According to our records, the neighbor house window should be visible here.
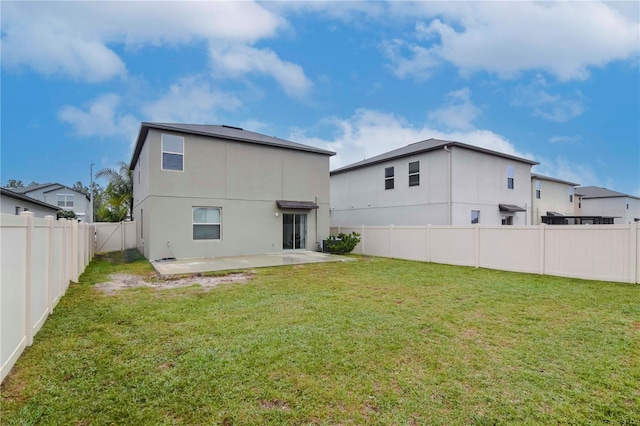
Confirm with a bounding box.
[15,206,20,215]
[569,187,574,203]
[502,215,513,225]
[162,134,184,171]
[57,194,74,208]
[471,210,480,224]
[535,181,541,199]
[193,207,221,240]
[507,166,514,189]
[408,161,420,187]
[385,166,394,190]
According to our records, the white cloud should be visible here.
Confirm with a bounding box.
[533,157,600,187]
[387,2,640,81]
[1,2,283,82]
[141,76,242,123]
[512,76,586,122]
[427,87,481,130]
[290,108,533,170]
[58,94,138,139]
[209,44,313,98]
[549,135,582,144]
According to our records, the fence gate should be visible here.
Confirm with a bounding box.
[95,221,137,253]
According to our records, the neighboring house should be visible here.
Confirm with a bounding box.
[576,186,640,224]
[530,174,579,225]
[129,123,335,261]
[1,187,60,218]
[12,183,91,222]
[330,139,538,226]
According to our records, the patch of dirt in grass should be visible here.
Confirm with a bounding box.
[260,399,290,411]
[632,321,640,331]
[94,272,253,293]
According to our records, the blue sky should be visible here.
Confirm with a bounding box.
[2,1,639,195]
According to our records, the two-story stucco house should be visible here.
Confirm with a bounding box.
[530,174,579,224]
[330,139,538,227]
[12,183,91,222]
[576,186,640,224]
[129,123,335,261]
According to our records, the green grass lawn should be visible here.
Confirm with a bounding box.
[2,252,639,425]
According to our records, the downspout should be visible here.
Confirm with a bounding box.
[444,146,452,225]
[315,195,319,251]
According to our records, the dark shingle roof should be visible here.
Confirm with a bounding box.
[330,138,538,175]
[575,186,640,200]
[11,182,58,194]
[10,183,89,200]
[130,123,335,169]
[531,173,579,186]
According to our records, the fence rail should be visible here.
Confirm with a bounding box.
[1,212,95,382]
[331,224,640,284]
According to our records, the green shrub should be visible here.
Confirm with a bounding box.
[326,232,361,254]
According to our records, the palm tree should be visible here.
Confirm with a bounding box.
[96,161,133,221]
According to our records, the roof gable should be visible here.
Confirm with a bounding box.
[330,138,538,175]
[576,186,639,200]
[130,122,335,169]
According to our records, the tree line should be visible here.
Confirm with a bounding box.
[4,162,133,222]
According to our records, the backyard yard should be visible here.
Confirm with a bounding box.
[1,251,639,425]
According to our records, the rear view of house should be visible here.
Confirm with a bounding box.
[330,139,538,227]
[130,123,335,261]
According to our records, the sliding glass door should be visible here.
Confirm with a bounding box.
[283,214,307,250]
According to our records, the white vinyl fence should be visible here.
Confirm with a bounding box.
[95,221,137,253]
[331,224,640,284]
[1,212,96,382]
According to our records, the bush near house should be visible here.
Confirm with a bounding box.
[326,232,361,254]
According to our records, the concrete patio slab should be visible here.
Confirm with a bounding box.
[151,251,354,276]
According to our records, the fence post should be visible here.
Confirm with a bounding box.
[71,220,79,282]
[427,225,432,263]
[20,211,34,346]
[45,215,55,315]
[629,223,637,284]
[120,221,125,251]
[538,223,546,275]
[361,225,365,255]
[59,218,67,292]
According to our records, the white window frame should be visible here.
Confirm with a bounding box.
[385,166,395,190]
[507,165,514,189]
[193,207,221,241]
[408,161,420,187]
[57,194,74,208]
[161,134,184,172]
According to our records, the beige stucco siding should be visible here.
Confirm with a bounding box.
[132,129,331,260]
[530,178,576,224]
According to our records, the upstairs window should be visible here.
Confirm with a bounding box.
[162,134,184,171]
[408,161,420,187]
[569,187,574,203]
[471,210,480,224]
[507,165,514,189]
[193,207,221,240]
[57,194,74,208]
[385,166,395,190]
[535,181,541,199]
